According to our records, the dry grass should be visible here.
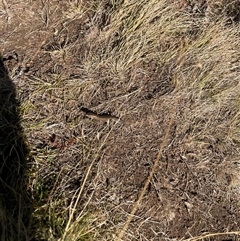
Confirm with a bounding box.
[1,0,240,240]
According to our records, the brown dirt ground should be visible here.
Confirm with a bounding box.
[1,0,240,241]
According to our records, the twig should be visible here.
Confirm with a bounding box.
[116,97,179,241]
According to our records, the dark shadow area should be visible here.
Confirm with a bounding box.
[0,55,33,240]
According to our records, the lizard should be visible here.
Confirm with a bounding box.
[85,112,119,121]
[80,107,119,122]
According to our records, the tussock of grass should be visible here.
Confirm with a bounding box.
[1,0,240,240]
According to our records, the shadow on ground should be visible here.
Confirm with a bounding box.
[0,56,33,240]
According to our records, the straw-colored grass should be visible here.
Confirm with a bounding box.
[1,0,240,240]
